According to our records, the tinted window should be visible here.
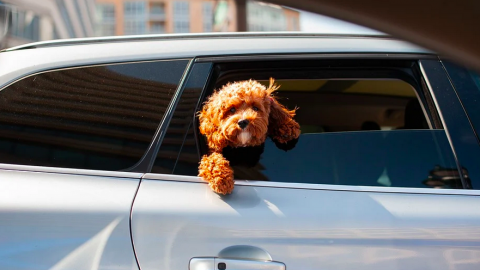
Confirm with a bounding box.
[152,63,212,174]
[229,131,459,189]
[0,60,188,171]
[443,61,480,141]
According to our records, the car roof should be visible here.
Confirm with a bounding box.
[0,32,432,89]
[3,32,393,51]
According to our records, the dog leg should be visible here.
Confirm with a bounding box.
[198,152,234,195]
[270,119,300,144]
[267,94,300,144]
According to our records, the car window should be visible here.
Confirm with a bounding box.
[155,60,463,189]
[152,63,212,174]
[443,61,480,142]
[0,60,188,171]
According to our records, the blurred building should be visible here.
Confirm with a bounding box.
[95,0,234,35]
[94,0,300,36]
[247,1,298,31]
[0,0,95,48]
[0,0,299,48]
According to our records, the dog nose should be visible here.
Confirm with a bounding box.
[238,119,249,129]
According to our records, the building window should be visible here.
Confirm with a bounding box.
[73,0,88,36]
[150,3,165,16]
[291,17,299,31]
[10,10,40,41]
[150,22,165,34]
[124,1,147,35]
[173,1,189,33]
[202,2,213,32]
[100,4,115,23]
[124,1,146,18]
[149,2,165,22]
[56,0,76,38]
[95,4,116,36]
[247,1,288,32]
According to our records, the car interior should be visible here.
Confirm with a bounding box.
[254,78,429,132]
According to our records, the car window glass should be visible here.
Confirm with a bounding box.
[443,61,480,140]
[0,60,188,171]
[232,131,458,188]
[152,63,212,174]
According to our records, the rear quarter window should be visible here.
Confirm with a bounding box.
[443,61,480,141]
[0,60,188,171]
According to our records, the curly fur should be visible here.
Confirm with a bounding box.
[198,152,234,195]
[198,78,300,194]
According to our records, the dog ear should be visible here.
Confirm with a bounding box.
[198,98,228,152]
[267,78,301,144]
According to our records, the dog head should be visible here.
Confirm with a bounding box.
[199,78,300,152]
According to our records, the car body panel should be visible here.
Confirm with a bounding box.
[0,168,140,270]
[132,177,480,270]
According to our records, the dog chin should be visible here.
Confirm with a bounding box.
[238,131,251,146]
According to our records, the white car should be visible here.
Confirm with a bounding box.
[1,33,480,270]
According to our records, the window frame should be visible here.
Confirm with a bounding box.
[173,1,190,33]
[124,1,147,35]
[194,57,441,159]
[154,54,477,190]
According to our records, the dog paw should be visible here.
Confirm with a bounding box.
[274,137,299,151]
[271,120,300,144]
[199,152,234,195]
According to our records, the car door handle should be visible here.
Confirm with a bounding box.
[190,257,286,270]
[190,245,285,270]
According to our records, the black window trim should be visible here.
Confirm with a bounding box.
[195,53,438,63]
[193,57,444,160]
[194,53,443,134]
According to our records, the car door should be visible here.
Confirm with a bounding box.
[0,58,190,270]
[131,57,480,270]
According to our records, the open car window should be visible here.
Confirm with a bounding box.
[154,59,464,189]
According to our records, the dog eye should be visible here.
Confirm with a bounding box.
[252,106,259,111]
[229,107,236,113]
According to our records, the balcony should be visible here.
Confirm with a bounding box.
[149,6,166,21]
[150,22,166,34]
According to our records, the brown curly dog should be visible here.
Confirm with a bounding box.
[198,78,300,195]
